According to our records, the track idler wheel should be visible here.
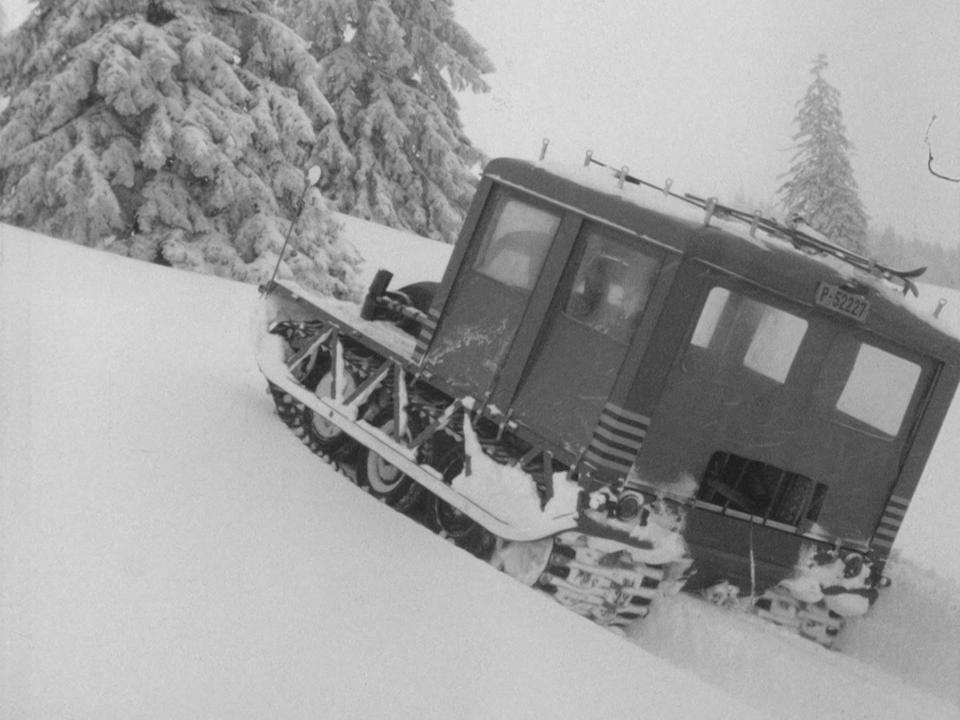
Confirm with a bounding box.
[357,415,426,514]
[278,358,361,463]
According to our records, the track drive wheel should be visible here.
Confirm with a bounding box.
[357,414,426,514]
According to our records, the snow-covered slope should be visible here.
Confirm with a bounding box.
[341,214,960,715]
[1,225,958,719]
[0,229,765,719]
[335,212,452,287]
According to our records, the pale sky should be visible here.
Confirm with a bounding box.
[455,0,960,249]
[3,0,960,247]
[0,0,28,28]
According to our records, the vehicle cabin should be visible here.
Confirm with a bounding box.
[415,157,960,591]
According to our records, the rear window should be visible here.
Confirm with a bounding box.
[691,287,808,383]
[472,193,561,291]
[836,344,920,436]
[743,305,808,383]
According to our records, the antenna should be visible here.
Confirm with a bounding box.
[266,165,323,290]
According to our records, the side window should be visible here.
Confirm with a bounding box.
[690,286,807,383]
[472,192,561,291]
[691,287,731,348]
[836,344,920,436]
[564,227,661,343]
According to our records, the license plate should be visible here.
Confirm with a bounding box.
[814,282,870,322]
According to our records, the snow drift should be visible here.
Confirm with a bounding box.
[1,224,959,719]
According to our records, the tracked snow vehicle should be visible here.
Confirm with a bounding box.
[255,153,960,645]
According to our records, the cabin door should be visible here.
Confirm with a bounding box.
[501,222,667,450]
[423,188,565,399]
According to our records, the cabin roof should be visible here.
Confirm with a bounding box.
[484,157,960,361]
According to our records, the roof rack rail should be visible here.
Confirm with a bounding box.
[582,152,925,296]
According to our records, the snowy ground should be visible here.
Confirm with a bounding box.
[1,225,959,719]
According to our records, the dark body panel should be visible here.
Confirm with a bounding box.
[420,157,960,586]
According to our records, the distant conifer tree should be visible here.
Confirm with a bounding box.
[0,0,362,298]
[778,54,869,253]
[278,0,494,242]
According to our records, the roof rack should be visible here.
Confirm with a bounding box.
[581,151,925,296]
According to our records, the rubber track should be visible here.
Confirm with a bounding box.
[266,381,664,631]
[269,377,850,646]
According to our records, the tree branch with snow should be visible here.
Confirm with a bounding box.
[0,0,362,299]
[924,115,960,184]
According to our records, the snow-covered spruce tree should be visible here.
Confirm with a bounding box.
[0,7,8,111]
[277,0,493,242]
[778,54,869,253]
[0,0,362,298]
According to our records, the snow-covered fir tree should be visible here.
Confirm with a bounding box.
[0,8,7,110]
[778,54,868,253]
[0,0,362,298]
[277,0,494,242]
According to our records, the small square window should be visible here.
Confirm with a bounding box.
[691,287,731,348]
[837,344,920,436]
[743,306,808,383]
[690,287,807,384]
[473,195,560,291]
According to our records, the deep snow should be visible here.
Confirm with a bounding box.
[1,224,959,719]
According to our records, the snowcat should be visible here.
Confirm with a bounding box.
[255,152,960,646]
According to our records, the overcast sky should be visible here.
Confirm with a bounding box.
[455,0,960,249]
[3,0,960,248]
